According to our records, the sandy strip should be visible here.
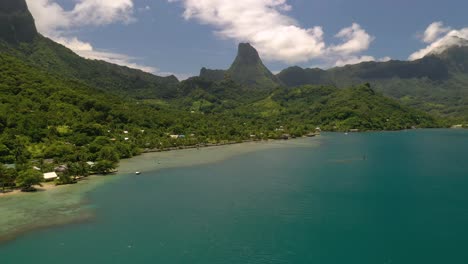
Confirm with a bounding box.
[0,182,58,197]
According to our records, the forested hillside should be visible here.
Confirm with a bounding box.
[0,0,444,191]
[277,45,468,121]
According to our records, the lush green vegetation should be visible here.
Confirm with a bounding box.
[0,50,440,192]
[0,0,445,193]
[277,46,468,122]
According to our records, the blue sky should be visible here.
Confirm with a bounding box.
[26,0,468,79]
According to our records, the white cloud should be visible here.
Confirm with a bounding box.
[26,0,70,36]
[170,0,325,63]
[334,56,375,67]
[27,0,134,37]
[334,56,391,67]
[421,22,451,43]
[71,0,134,26]
[410,23,468,60]
[169,0,383,67]
[329,23,374,55]
[25,0,175,76]
[380,56,391,62]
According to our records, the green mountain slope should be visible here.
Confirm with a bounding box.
[0,0,179,99]
[239,84,439,132]
[0,52,281,167]
[277,45,468,120]
[0,36,180,99]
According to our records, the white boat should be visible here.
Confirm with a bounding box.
[135,172,141,175]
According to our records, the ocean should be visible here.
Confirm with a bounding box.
[1,130,468,263]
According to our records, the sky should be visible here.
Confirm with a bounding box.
[25,0,468,79]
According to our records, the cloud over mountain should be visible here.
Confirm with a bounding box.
[170,0,379,66]
[410,22,468,60]
[25,0,162,74]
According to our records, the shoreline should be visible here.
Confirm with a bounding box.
[1,128,460,198]
[0,137,314,198]
[0,182,57,197]
[0,137,321,244]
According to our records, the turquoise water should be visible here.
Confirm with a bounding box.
[2,130,468,263]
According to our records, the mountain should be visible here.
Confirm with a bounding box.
[240,84,438,131]
[277,43,468,120]
[200,43,281,90]
[0,0,443,191]
[0,0,38,44]
[0,0,179,99]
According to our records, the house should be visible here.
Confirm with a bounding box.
[124,137,129,141]
[43,172,58,181]
[55,165,68,173]
[170,135,179,139]
[33,166,41,171]
[86,161,95,167]
[123,131,129,134]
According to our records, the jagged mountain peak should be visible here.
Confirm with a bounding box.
[227,43,280,89]
[233,43,262,65]
[199,43,280,89]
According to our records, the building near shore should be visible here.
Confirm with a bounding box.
[43,172,58,181]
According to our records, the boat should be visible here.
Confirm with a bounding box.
[135,172,141,175]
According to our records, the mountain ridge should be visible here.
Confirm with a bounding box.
[277,43,468,119]
[0,0,180,99]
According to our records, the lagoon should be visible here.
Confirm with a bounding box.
[1,130,468,263]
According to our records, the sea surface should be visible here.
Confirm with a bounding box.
[1,130,468,263]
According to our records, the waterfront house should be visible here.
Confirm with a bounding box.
[43,172,58,181]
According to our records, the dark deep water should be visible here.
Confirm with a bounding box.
[2,130,468,263]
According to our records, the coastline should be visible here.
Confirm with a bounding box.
[0,182,57,197]
[0,137,321,244]
[0,137,318,198]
